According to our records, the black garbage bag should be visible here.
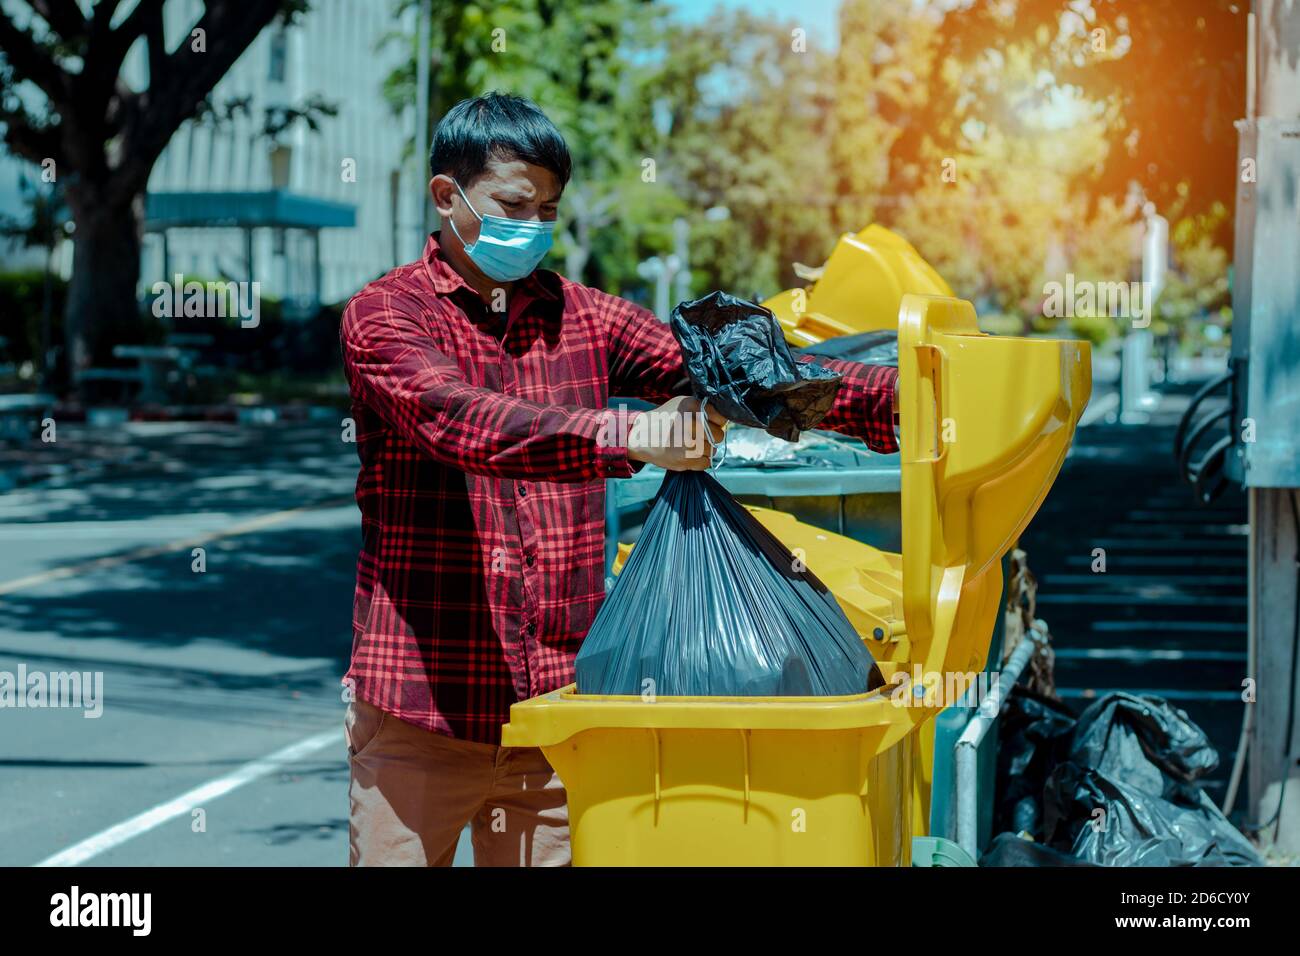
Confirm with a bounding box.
[1040,693,1262,867]
[992,687,1077,839]
[575,469,884,697]
[1070,691,1221,783]
[980,832,1099,867]
[670,291,842,442]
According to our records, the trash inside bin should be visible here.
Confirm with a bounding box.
[576,469,884,697]
[799,329,898,368]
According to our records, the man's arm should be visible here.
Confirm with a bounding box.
[602,292,691,404]
[341,292,637,482]
[601,289,900,454]
[799,356,900,455]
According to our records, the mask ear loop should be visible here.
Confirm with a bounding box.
[698,397,728,472]
[445,178,483,252]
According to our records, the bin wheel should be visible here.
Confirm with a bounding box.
[911,836,977,867]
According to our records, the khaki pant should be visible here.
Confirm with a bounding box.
[346,697,570,867]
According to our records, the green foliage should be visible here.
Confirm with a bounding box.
[1065,314,1118,348]
[0,269,67,366]
[374,0,1237,339]
[647,11,842,299]
[1156,196,1232,343]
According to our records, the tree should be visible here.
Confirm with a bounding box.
[822,0,1243,341]
[644,10,842,299]
[928,0,1246,238]
[0,0,308,386]
[891,30,1137,329]
[830,0,939,235]
[380,0,661,288]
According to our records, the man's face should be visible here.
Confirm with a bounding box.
[432,156,561,256]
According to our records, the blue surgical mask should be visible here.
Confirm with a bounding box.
[447,179,556,282]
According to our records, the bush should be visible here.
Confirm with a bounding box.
[0,269,67,368]
[0,268,346,397]
[165,292,344,377]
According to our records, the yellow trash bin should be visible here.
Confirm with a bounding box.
[764,225,953,347]
[502,294,1091,866]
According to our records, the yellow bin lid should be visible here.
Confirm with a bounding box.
[766,225,954,347]
[897,294,1090,681]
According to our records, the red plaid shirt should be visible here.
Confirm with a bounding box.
[340,233,899,743]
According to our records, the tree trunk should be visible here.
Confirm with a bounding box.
[63,187,143,387]
[564,214,592,284]
[565,235,590,283]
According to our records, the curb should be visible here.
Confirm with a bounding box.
[48,403,349,426]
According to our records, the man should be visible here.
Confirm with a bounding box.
[340,92,899,866]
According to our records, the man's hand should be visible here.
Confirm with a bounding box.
[627,395,728,471]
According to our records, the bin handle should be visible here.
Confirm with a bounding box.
[740,729,751,822]
[911,343,945,465]
[651,728,662,823]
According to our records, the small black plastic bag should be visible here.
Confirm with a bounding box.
[576,470,884,697]
[670,291,842,442]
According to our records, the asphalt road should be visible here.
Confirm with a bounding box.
[0,419,472,867]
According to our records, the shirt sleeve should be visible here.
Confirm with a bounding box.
[600,291,692,403]
[341,292,638,481]
[797,355,900,455]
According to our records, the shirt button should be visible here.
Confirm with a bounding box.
[525,554,536,568]
[523,622,535,636]
[518,483,527,498]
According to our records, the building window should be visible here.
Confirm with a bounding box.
[270,146,292,190]
[268,28,287,83]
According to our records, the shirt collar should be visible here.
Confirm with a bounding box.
[421,231,561,303]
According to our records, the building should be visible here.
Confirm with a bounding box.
[141,0,421,311]
[1,0,423,311]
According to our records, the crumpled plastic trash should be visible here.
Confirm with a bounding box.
[720,425,803,464]
[1042,693,1262,867]
[980,832,1099,867]
[798,329,899,368]
[992,689,1262,866]
[574,470,884,697]
[670,291,842,442]
[993,688,1077,838]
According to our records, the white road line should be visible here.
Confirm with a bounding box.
[34,728,341,867]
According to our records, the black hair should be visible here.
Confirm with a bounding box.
[429,92,572,189]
